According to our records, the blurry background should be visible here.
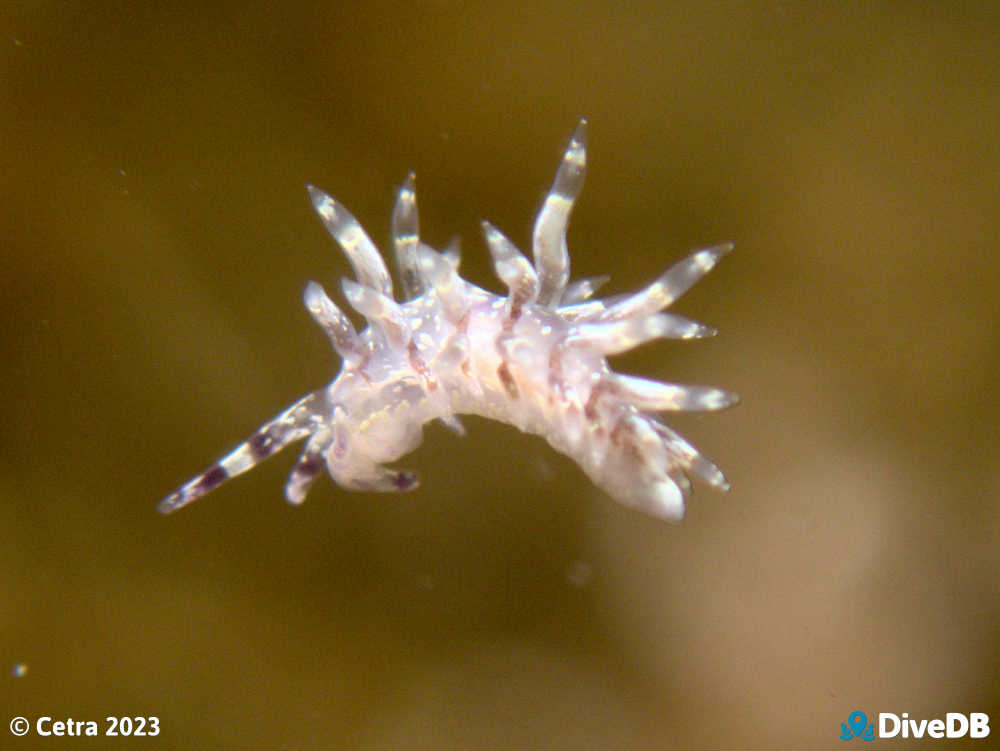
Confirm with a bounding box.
[3,2,998,748]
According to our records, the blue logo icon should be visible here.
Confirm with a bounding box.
[841,710,876,741]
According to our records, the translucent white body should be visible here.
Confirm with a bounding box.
[159,120,737,521]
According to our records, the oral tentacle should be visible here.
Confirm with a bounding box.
[285,429,331,505]
[158,391,325,514]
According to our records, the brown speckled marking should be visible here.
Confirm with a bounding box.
[547,339,568,400]
[497,362,519,399]
[584,380,610,421]
[408,340,437,391]
[506,294,528,326]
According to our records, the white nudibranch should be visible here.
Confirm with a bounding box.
[159,120,738,522]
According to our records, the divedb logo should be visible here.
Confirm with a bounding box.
[840,710,990,741]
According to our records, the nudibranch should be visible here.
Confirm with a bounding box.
[159,120,737,521]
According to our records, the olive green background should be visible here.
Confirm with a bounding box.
[3,2,998,749]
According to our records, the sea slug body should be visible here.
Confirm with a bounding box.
[159,120,738,522]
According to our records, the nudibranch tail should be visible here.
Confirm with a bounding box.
[159,119,738,522]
